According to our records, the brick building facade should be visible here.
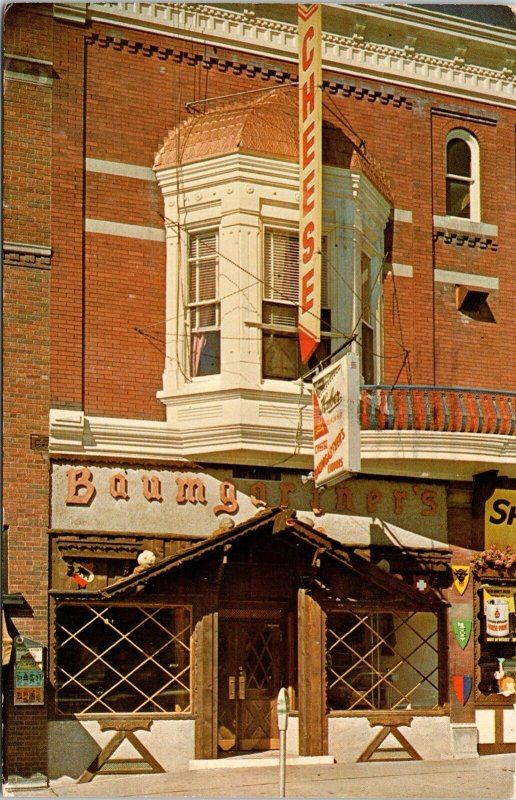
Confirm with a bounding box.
[3,2,515,790]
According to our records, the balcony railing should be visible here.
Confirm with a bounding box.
[360,386,516,436]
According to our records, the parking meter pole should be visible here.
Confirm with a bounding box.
[277,688,289,799]
[279,729,286,798]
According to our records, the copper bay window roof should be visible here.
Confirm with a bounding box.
[154,86,392,201]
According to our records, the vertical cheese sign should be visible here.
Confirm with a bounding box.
[298,4,322,363]
[312,353,361,488]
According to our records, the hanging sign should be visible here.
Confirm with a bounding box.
[298,3,322,363]
[14,635,44,706]
[483,586,515,641]
[312,353,361,488]
[453,675,472,706]
[452,565,471,595]
[452,619,472,650]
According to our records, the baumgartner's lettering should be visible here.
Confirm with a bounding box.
[64,468,439,519]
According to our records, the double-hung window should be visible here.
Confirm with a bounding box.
[262,229,330,380]
[188,230,220,377]
[445,130,480,221]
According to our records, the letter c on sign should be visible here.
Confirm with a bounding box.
[302,26,315,70]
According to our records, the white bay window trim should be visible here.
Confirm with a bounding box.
[154,154,390,464]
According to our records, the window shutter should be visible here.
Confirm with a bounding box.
[189,231,218,303]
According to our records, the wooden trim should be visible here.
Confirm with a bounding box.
[494,707,504,743]
[194,606,218,760]
[478,743,516,755]
[298,590,327,756]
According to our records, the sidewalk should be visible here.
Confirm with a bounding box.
[7,754,515,800]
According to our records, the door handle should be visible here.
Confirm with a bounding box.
[228,676,236,700]
[238,673,246,700]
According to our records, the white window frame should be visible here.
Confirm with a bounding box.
[445,129,480,223]
[261,225,331,381]
[187,228,221,378]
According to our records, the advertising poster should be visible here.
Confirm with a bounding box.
[312,353,361,488]
[14,636,44,706]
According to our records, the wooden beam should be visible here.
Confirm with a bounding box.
[194,605,218,760]
[298,589,327,756]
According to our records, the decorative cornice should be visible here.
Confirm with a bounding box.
[85,3,516,107]
[433,229,498,251]
[48,408,516,481]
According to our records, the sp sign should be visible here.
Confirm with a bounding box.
[485,489,516,549]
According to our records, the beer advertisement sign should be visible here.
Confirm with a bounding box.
[312,353,361,488]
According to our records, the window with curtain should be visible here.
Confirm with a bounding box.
[445,130,479,220]
[262,229,330,380]
[188,230,220,377]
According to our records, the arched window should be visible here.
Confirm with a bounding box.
[445,130,480,221]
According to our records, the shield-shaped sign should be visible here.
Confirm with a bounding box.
[452,565,471,595]
[453,675,473,705]
[452,619,472,650]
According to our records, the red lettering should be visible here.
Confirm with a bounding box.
[280,482,296,508]
[302,72,315,122]
[303,171,315,215]
[302,121,315,167]
[250,482,268,508]
[141,475,162,502]
[301,269,315,312]
[302,26,315,70]
[110,473,129,500]
[302,223,315,264]
[214,480,239,515]
[421,490,438,516]
[393,490,406,515]
[367,489,382,514]
[336,486,353,512]
[66,467,96,506]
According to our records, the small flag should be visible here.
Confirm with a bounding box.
[452,565,471,595]
[452,619,472,650]
[453,675,472,705]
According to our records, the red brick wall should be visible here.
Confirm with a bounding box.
[2,255,50,781]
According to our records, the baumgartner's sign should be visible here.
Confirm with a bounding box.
[298,3,322,363]
[312,353,361,488]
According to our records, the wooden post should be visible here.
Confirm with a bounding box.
[194,606,218,760]
[298,589,327,755]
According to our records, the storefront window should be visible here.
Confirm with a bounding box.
[55,603,191,715]
[326,611,439,711]
[477,584,516,696]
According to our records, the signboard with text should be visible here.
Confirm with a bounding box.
[14,636,44,706]
[298,3,322,362]
[485,489,516,549]
[312,353,361,488]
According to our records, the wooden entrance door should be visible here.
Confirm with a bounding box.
[218,619,282,752]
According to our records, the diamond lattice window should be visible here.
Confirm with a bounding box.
[55,603,191,715]
[326,611,439,711]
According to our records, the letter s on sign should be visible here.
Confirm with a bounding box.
[489,498,510,525]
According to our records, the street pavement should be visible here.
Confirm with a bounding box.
[7,753,516,800]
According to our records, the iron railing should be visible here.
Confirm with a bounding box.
[360,386,516,436]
